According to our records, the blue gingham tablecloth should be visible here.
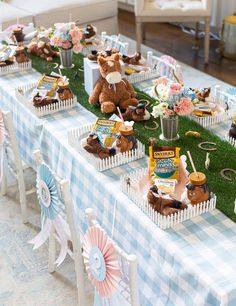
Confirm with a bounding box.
[1,70,236,306]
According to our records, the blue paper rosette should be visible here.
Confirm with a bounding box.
[36,163,61,220]
[30,163,69,267]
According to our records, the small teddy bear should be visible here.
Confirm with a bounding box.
[194,87,211,102]
[87,48,120,62]
[33,92,58,108]
[27,41,59,61]
[122,52,145,66]
[15,46,29,64]
[147,185,187,216]
[122,102,150,122]
[84,133,116,159]
[89,53,138,113]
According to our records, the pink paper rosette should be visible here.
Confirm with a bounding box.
[83,226,121,298]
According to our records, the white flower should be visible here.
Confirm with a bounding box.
[151,102,169,118]
[159,102,169,109]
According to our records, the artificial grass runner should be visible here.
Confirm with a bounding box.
[29,53,236,222]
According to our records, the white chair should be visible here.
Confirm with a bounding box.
[134,0,212,64]
[31,150,86,306]
[84,207,140,306]
[0,110,35,223]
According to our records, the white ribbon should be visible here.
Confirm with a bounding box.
[28,215,69,267]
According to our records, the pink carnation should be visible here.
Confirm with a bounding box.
[174,97,194,116]
[169,83,182,95]
[163,108,175,117]
[50,36,63,47]
[70,28,83,44]
[152,76,168,85]
[61,40,71,49]
[73,43,81,54]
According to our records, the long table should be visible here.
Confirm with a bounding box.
[1,69,236,306]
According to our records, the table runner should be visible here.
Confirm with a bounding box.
[1,70,236,306]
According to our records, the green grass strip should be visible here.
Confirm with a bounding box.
[29,53,236,222]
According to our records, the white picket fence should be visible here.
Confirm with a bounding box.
[0,60,32,76]
[191,85,236,127]
[81,32,129,56]
[226,135,236,147]
[81,33,181,84]
[126,51,181,84]
[15,82,77,117]
[120,168,216,230]
[68,124,145,172]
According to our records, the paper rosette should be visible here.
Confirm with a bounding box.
[83,226,121,298]
[29,163,69,266]
[36,163,60,220]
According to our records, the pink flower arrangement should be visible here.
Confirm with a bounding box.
[151,79,195,118]
[169,82,183,95]
[47,22,83,54]
[174,97,195,116]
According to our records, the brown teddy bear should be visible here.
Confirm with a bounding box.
[122,102,150,121]
[15,46,29,64]
[122,52,144,65]
[87,48,120,62]
[84,133,116,159]
[27,41,59,61]
[89,53,138,113]
[147,185,187,216]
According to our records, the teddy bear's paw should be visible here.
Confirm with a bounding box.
[101,102,116,113]
[88,96,98,105]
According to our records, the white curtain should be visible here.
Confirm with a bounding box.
[211,0,236,28]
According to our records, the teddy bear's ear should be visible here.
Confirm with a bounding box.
[113,53,120,61]
[97,56,106,66]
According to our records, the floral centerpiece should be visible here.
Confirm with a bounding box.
[151,76,195,140]
[45,22,83,68]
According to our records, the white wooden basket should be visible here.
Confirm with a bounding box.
[120,168,216,230]
[0,60,32,76]
[68,124,145,172]
[81,32,129,56]
[125,51,182,84]
[190,85,236,127]
[15,82,77,117]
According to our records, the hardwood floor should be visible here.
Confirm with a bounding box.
[118,9,236,86]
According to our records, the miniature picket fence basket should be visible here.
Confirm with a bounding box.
[190,85,236,128]
[125,51,182,84]
[81,32,129,56]
[68,123,145,172]
[15,82,77,117]
[226,135,236,148]
[0,60,32,76]
[120,168,217,230]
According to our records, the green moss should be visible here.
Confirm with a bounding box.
[29,53,236,222]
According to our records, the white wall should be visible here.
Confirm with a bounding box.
[211,0,236,28]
